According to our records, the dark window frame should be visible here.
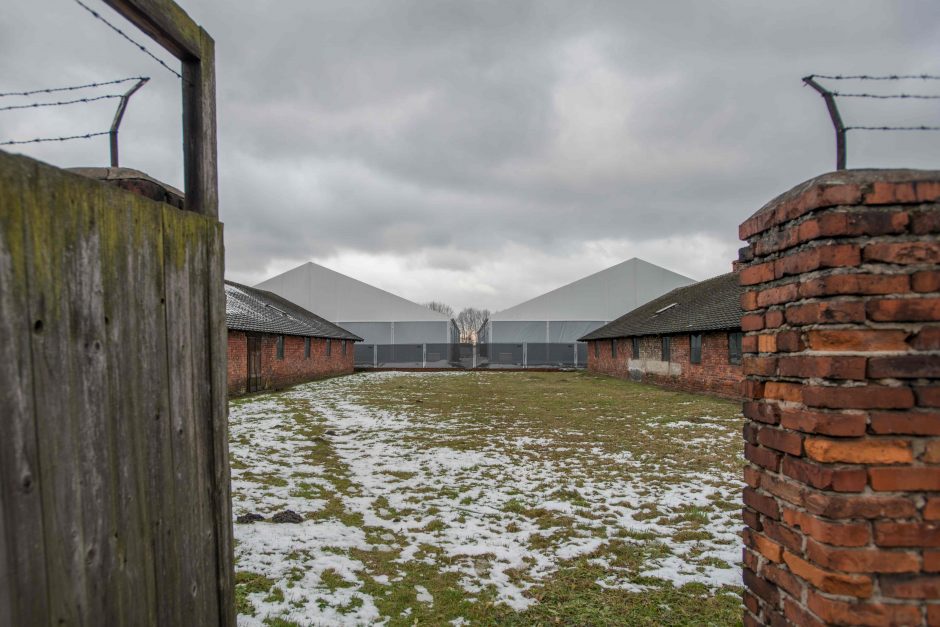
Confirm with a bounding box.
[611,338,617,358]
[342,339,347,355]
[661,336,671,361]
[326,338,332,356]
[594,340,599,359]
[631,337,640,359]
[690,333,703,364]
[728,332,743,365]
[304,336,311,359]
[276,335,285,360]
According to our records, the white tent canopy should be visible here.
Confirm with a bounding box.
[483,258,694,344]
[255,262,456,345]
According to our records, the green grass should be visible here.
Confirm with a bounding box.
[235,571,276,617]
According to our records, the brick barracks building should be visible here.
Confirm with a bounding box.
[225,281,361,396]
[580,272,744,399]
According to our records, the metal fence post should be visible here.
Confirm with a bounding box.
[803,76,847,170]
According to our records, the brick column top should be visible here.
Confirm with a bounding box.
[740,169,940,241]
[737,168,940,627]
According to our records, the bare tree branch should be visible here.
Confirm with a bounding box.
[423,301,455,319]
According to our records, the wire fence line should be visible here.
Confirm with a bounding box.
[0,131,112,147]
[0,72,151,156]
[844,125,940,132]
[803,72,940,168]
[0,93,124,112]
[0,76,148,98]
[71,0,183,80]
[805,74,940,81]
[0,1,177,153]
[831,92,940,100]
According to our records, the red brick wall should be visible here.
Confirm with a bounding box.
[228,331,248,394]
[226,330,355,396]
[586,330,743,399]
[737,170,940,626]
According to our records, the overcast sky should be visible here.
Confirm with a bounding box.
[2,1,938,311]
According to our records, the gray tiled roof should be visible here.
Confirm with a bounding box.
[579,272,742,341]
[225,281,362,341]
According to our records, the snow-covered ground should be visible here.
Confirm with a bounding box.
[230,371,743,626]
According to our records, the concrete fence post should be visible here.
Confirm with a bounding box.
[373,344,377,368]
[422,343,427,368]
[737,170,940,626]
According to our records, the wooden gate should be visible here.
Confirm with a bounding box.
[247,334,262,393]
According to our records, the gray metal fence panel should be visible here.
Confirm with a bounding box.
[354,342,587,369]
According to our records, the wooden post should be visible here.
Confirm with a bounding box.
[102,0,218,216]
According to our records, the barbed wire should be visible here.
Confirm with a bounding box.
[0,93,123,112]
[0,131,111,146]
[807,74,940,81]
[72,0,182,80]
[845,125,940,132]
[831,92,940,100]
[0,76,147,98]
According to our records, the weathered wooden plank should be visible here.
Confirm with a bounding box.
[0,152,49,627]
[0,485,10,627]
[182,29,218,217]
[162,206,218,624]
[187,213,222,625]
[22,161,109,624]
[101,0,202,60]
[98,187,165,626]
[207,221,235,625]
[65,173,121,626]
[145,206,182,627]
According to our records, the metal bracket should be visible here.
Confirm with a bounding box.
[803,76,847,170]
[109,77,149,167]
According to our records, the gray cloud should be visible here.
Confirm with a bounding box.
[3,0,938,310]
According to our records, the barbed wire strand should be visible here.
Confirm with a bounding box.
[807,74,940,81]
[0,94,123,112]
[846,125,940,132]
[72,0,182,80]
[0,131,111,146]
[832,92,940,100]
[0,76,147,98]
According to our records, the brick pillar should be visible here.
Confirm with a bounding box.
[738,170,940,626]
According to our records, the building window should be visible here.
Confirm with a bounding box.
[611,338,617,358]
[594,341,599,359]
[631,337,640,359]
[342,339,347,355]
[661,336,671,361]
[304,337,311,359]
[326,338,332,356]
[728,332,743,365]
[276,335,284,360]
[690,334,702,364]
